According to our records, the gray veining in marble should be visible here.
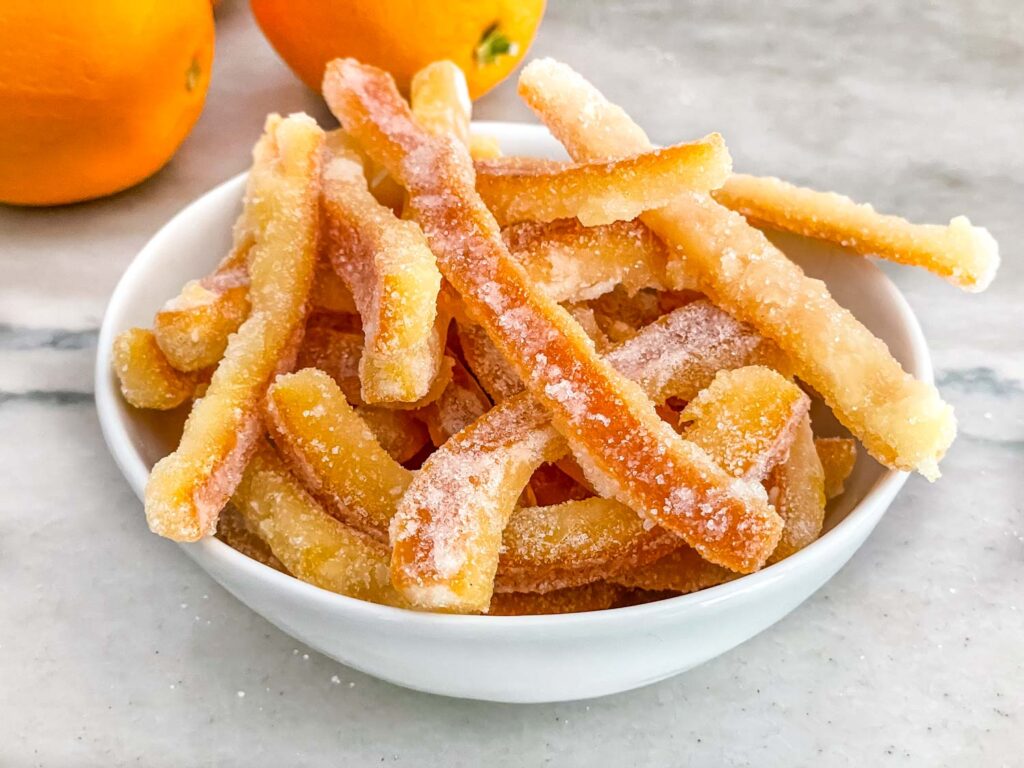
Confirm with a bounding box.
[1,1,1021,765]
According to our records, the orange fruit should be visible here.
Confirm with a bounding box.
[0,1,214,206]
[250,0,545,99]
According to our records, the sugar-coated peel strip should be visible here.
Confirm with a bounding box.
[502,218,666,302]
[395,302,788,607]
[815,437,858,500]
[356,406,430,464]
[297,319,452,410]
[713,174,999,292]
[233,442,407,607]
[321,138,444,404]
[487,581,622,616]
[474,136,732,226]
[410,60,472,146]
[112,328,202,410]
[144,114,323,541]
[418,356,491,447]
[497,497,679,594]
[152,225,253,372]
[610,544,735,594]
[502,364,806,594]
[264,368,412,541]
[296,320,364,404]
[310,261,358,314]
[518,58,956,480]
[324,59,780,573]
[766,416,826,562]
[392,396,568,611]
[215,502,287,574]
[455,321,523,402]
[679,366,809,480]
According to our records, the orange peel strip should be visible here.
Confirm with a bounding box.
[321,138,444,404]
[679,366,809,480]
[356,405,430,464]
[410,60,472,147]
[112,328,201,410]
[215,502,287,574]
[502,218,666,302]
[455,321,523,402]
[765,415,826,562]
[713,174,999,292]
[487,581,622,615]
[392,301,787,608]
[152,224,252,372]
[264,368,412,541]
[418,355,491,447]
[393,396,567,610]
[815,436,858,500]
[323,58,780,575]
[502,365,807,594]
[518,58,956,480]
[232,442,407,607]
[144,113,323,541]
[474,136,732,226]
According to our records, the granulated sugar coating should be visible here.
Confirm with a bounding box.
[519,58,958,481]
[144,113,323,542]
[324,58,782,573]
[502,218,667,303]
[153,239,251,372]
[264,368,412,541]
[113,328,202,410]
[232,442,407,607]
[391,397,566,613]
[320,135,444,405]
[475,136,732,227]
[714,174,1000,292]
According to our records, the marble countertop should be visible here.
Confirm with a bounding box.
[2,1,1020,764]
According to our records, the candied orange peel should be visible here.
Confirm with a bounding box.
[118,55,988,616]
[321,136,444,404]
[113,327,202,410]
[714,174,999,292]
[144,113,323,541]
[518,57,956,480]
[324,58,782,575]
[475,137,732,226]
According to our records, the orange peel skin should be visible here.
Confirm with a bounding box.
[518,58,956,481]
[233,442,407,607]
[714,174,999,292]
[455,321,523,402]
[487,581,622,616]
[475,136,732,227]
[320,139,444,405]
[766,415,826,563]
[391,301,790,609]
[264,368,412,541]
[112,328,202,410]
[816,437,858,500]
[502,218,667,303]
[144,113,323,542]
[418,355,492,448]
[152,241,252,373]
[323,58,781,576]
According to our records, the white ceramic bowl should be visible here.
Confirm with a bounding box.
[96,122,929,703]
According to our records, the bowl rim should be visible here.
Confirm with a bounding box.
[95,120,928,631]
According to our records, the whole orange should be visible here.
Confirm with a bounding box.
[251,0,545,99]
[0,1,214,206]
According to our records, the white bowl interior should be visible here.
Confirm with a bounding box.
[94,121,930,700]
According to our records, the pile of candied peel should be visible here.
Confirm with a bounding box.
[113,58,998,615]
